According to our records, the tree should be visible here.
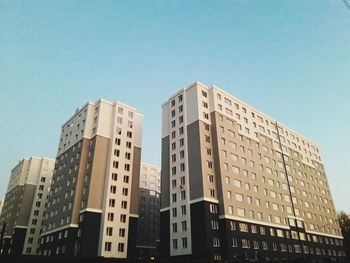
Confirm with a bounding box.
[338,211,350,261]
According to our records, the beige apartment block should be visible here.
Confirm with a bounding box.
[38,99,143,259]
[160,81,345,261]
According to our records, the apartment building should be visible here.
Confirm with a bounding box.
[0,157,54,255]
[160,81,345,261]
[38,99,143,258]
[136,163,161,259]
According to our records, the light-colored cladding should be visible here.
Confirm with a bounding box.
[162,81,342,255]
[6,157,51,193]
[86,100,143,258]
[0,200,3,215]
[57,103,95,156]
[140,163,161,193]
[0,157,54,255]
[208,85,341,239]
[162,83,217,256]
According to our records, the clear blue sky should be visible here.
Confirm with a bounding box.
[0,1,349,213]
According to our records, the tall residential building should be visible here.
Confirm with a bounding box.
[0,157,55,256]
[160,82,345,261]
[39,99,143,259]
[136,163,161,259]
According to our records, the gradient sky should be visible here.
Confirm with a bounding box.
[0,0,349,213]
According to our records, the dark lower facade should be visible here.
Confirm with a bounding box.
[159,200,347,262]
[39,226,78,256]
[136,187,160,259]
[0,226,27,255]
[39,210,101,257]
[38,210,138,258]
[220,218,346,262]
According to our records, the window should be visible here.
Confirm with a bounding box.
[106,227,113,236]
[209,204,217,213]
[172,239,178,249]
[253,241,259,249]
[182,237,188,248]
[277,229,284,237]
[122,188,128,196]
[105,242,112,251]
[123,175,129,183]
[120,214,126,223]
[242,239,250,248]
[181,221,187,231]
[180,163,185,171]
[113,161,119,168]
[180,176,185,185]
[209,189,215,197]
[179,127,184,135]
[172,223,177,233]
[181,205,186,215]
[228,206,233,214]
[119,228,125,237]
[172,193,177,203]
[110,185,117,194]
[118,243,124,252]
[179,138,184,146]
[232,166,240,174]
[233,179,241,188]
[262,241,268,250]
[172,208,177,217]
[270,228,275,236]
[237,208,245,217]
[109,199,116,207]
[235,193,243,202]
[112,173,118,181]
[213,237,220,247]
[121,201,127,209]
[211,220,219,229]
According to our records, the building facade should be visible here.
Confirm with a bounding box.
[160,82,345,261]
[136,163,161,259]
[38,99,143,258]
[0,157,54,256]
